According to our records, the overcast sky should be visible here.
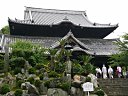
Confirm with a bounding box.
[0,0,128,39]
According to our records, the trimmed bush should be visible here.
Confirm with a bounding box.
[44,80,51,88]
[96,89,105,96]
[14,89,23,96]
[71,81,81,88]
[48,71,59,78]
[35,64,44,70]
[39,74,44,80]
[0,84,10,94]
[27,77,35,84]
[12,49,24,57]
[14,67,21,74]
[9,57,26,69]
[16,80,24,88]
[59,82,70,92]
[34,80,41,87]
[85,76,91,82]
[28,67,36,74]
[28,56,36,67]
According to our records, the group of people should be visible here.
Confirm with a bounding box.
[95,64,128,79]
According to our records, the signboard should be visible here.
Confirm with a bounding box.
[82,82,94,92]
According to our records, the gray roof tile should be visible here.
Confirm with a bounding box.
[78,38,119,55]
[0,33,119,56]
[10,7,117,28]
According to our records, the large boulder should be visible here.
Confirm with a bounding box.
[47,88,68,96]
[25,82,39,96]
[88,73,98,88]
[6,91,14,96]
[39,83,47,95]
[71,87,84,96]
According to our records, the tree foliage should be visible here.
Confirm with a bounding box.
[72,55,94,75]
[109,33,128,67]
[10,41,34,50]
[79,55,93,65]
[9,40,48,72]
[0,25,10,34]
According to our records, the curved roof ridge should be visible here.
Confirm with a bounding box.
[81,13,118,27]
[71,46,93,55]
[51,31,91,50]
[8,18,32,25]
[4,34,61,40]
[81,12,94,26]
[94,22,118,27]
[25,6,85,15]
[54,18,79,26]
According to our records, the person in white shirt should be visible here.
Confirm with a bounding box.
[108,66,113,78]
[95,67,102,78]
[117,65,122,78]
[102,64,107,79]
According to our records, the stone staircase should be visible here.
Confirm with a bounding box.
[98,78,128,96]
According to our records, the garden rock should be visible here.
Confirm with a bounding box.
[39,83,47,95]
[47,88,68,96]
[25,82,39,96]
[43,72,49,81]
[88,73,98,87]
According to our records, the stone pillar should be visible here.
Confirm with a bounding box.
[24,61,30,77]
[65,59,72,94]
[4,42,9,73]
[65,60,72,74]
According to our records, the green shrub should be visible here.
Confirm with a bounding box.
[85,77,91,82]
[34,80,41,87]
[59,82,70,92]
[72,63,83,74]
[39,74,44,80]
[35,64,44,70]
[14,67,21,74]
[24,50,34,60]
[12,49,25,57]
[44,80,51,88]
[14,89,23,96]
[96,89,105,96]
[83,63,94,75]
[28,56,36,67]
[9,57,26,69]
[0,60,4,70]
[48,71,58,78]
[28,67,36,74]
[27,77,35,84]
[55,62,65,73]
[0,84,10,94]
[16,80,24,88]
[71,81,81,88]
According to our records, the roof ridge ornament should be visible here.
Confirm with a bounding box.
[68,29,73,36]
[93,22,96,26]
[29,10,34,23]
[63,16,69,21]
[84,10,87,16]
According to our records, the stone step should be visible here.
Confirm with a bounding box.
[98,78,128,96]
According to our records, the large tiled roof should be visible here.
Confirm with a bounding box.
[0,33,119,56]
[9,7,117,28]
[2,35,60,48]
[50,32,119,56]
[79,38,119,56]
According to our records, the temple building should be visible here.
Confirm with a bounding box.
[9,7,118,38]
[1,7,119,66]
